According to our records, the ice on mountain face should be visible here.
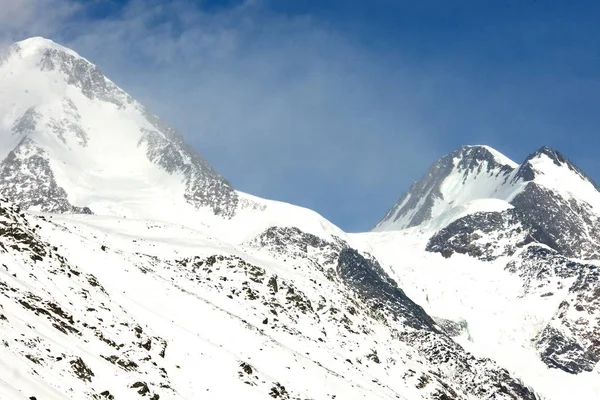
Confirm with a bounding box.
[0,37,238,218]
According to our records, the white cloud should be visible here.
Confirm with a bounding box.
[0,0,79,47]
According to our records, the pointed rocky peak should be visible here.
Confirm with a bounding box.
[418,144,600,260]
[530,146,569,165]
[373,145,516,231]
[451,145,518,173]
[516,146,600,191]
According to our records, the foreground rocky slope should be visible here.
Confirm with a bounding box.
[0,198,539,399]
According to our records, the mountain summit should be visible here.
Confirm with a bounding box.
[375,144,600,259]
[374,145,518,231]
[0,37,238,218]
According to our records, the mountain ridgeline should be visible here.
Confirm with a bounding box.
[0,37,598,400]
[376,145,600,260]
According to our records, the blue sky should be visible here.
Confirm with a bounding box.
[1,0,599,231]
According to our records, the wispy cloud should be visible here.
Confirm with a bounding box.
[0,0,79,47]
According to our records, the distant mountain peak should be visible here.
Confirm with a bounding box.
[449,144,518,174]
[516,146,600,190]
[377,143,600,259]
[373,145,517,231]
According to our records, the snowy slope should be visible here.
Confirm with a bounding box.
[0,199,539,400]
[351,229,600,400]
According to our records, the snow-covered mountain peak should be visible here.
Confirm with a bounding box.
[0,37,350,245]
[9,36,80,60]
[517,146,599,189]
[378,143,600,259]
[373,144,517,231]
[3,36,133,112]
[456,144,518,170]
[0,37,240,220]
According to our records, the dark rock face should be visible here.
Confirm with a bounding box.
[534,263,600,373]
[427,181,600,261]
[247,226,344,264]
[39,48,132,109]
[536,324,597,374]
[12,108,41,136]
[511,184,600,259]
[138,109,239,218]
[337,248,437,331]
[505,245,580,295]
[375,146,515,229]
[335,249,537,400]
[0,138,91,214]
[427,210,526,260]
[426,209,559,261]
[502,245,600,373]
